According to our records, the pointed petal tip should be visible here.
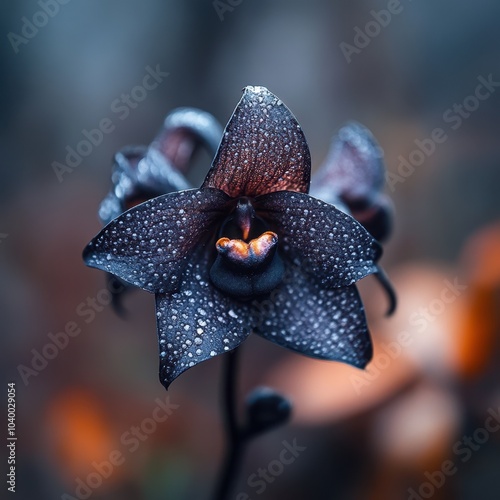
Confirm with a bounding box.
[340,334,373,370]
[81,240,112,275]
[243,85,271,96]
[241,86,286,109]
[326,342,374,370]
[159,373,172,391]
[82,241,95,266]
[360,343,374,369]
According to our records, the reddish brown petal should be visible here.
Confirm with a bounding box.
[83,188,231,293]
[255,191,381,287]
[202,86,311,197]
[149,107,223,173]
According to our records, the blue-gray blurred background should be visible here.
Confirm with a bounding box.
[2,1,500,499]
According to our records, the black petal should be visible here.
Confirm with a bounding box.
[255,191,381,287]
[155,248,251,389]
[252,262,372,368]
[202,86,311,197]
[83,188,231,294]
[311,122,385,209]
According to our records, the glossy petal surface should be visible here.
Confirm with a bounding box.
[155,248,251,389]
[83,188,231,293]
[202,86,311,197]
[253,262,372,368]
[255,191,381,287]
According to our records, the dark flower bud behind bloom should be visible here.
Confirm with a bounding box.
[245,387,292,436]
[83,86,394,389]
[311,121,393,243]
[97,108,223,313]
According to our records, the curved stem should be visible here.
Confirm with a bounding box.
[374,265,397,316]
[212,348,246,500]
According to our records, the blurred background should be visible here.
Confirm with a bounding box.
[1,0,500,499]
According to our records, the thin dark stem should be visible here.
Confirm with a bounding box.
[223,348,239,443]
[212,348,246,500]
[374,265,397,316]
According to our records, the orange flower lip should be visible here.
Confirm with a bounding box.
[216,231,278,267]
[210,230,284,298]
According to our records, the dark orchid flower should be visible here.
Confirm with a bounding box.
[98,108,223,313]
[311,121,394,243]
[83,86,388,389]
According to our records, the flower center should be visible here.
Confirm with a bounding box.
[209,199,285,298]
